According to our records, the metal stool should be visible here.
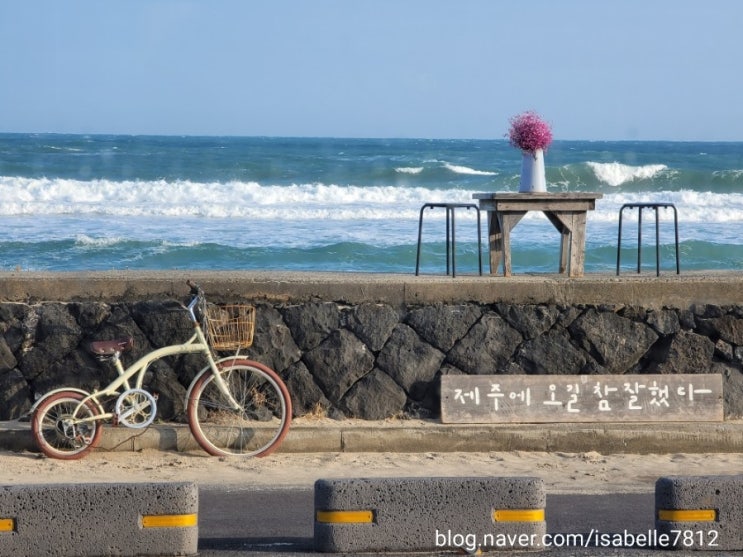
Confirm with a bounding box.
[415,203,482,278]
[616,202,680,276]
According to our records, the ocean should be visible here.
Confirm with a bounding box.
[1,134,742,275]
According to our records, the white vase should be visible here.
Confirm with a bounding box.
[518,148,547,193]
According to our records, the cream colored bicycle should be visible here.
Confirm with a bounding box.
[31,281,292,460]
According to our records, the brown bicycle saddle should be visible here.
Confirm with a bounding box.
[88,337,134,356]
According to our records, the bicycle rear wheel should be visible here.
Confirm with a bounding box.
[31,390,102,460]
[187,360,292,457]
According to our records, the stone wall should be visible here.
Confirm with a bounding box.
[2,296,743,421]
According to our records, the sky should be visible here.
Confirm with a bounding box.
[1,0,742,141]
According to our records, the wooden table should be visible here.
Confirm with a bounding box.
[473,192,603,277]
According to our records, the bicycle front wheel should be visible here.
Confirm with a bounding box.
[32,390,102,460]
[187,360,292,457]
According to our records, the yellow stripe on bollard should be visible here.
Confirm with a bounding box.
[658,509,717,522]
[141,513,198,528]
[316,510,375,524]
[0,518,15,532]
[493,509,545,522]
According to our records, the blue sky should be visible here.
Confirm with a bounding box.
[1,0,741,141]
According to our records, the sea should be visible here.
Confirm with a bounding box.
[1,133,742,275]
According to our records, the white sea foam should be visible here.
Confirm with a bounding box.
[590,190,743,224]
[2,176,743,227]
[587,162,668,187]
[45,145,83,152]
[442,163,497,176]
[74,234,126,247]
[395,166,424,174]
[713,169,743,179]
[0,176,472,219]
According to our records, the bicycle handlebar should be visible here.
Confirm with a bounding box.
[186,279,202,296]
[185,280,204,322]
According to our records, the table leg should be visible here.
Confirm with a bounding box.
[568,212,587,277]
[558,226,570,274]
[486,210,504,275]
[544,212,571,275]
[498,212,525,277]
[545,211,588,277]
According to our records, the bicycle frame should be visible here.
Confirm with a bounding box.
[40,292,241,425]
[74,331,209,424]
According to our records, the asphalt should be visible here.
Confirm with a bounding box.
[3,418,743,455]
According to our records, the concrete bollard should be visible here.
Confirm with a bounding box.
[0,482,198,557]
[656,475,743,551]
[314,476,545,553]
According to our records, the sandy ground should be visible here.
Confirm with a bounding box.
[2,445,742,494]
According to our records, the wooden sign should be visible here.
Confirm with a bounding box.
[441,374,723,423]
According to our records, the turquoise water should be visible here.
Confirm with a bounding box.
[1,134,742,274]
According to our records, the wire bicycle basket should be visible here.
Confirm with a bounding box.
[204,304,256,351]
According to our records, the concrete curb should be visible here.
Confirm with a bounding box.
[656,475,743,550]
[0,482,198,556]
[2,269,742,308]
[2,420,742,455]
[314,476,545,553]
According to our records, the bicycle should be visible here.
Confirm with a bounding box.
[30,281,292,460]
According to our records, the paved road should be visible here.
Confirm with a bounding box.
[199,487,313,553]
[195,488,730,556]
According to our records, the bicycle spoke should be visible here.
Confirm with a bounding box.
[187,361,291,457]
[32,391,101,460]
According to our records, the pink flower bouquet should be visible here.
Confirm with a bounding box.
[507,111,553,154]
